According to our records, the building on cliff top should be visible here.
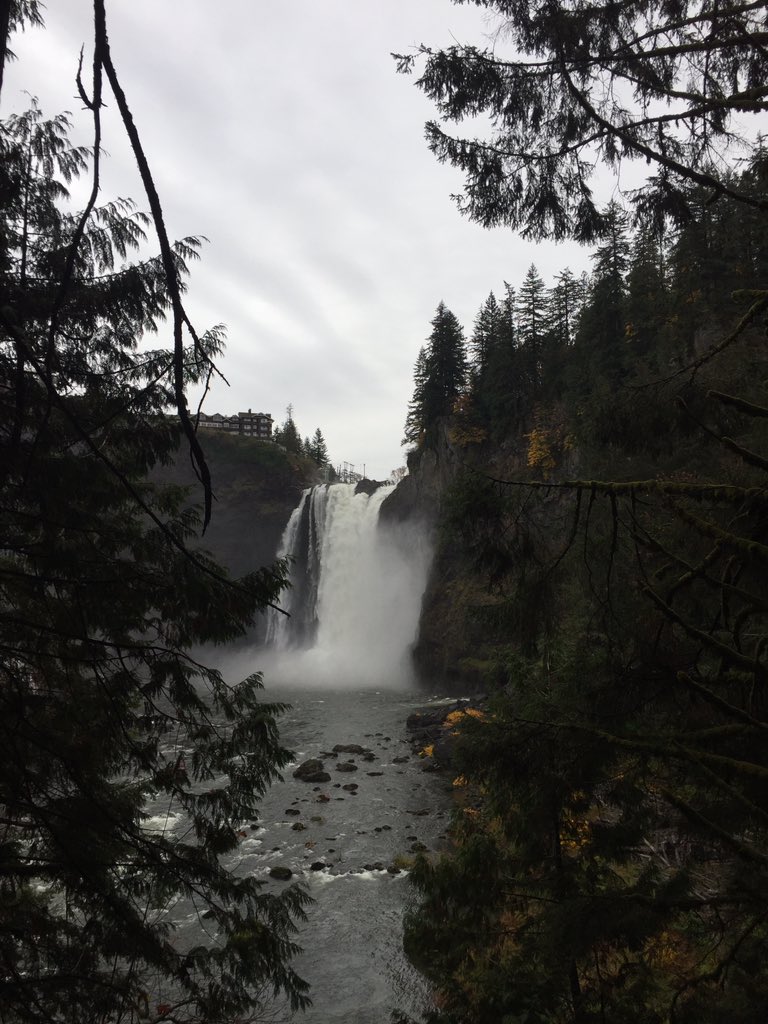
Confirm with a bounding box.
[197,409,273,438]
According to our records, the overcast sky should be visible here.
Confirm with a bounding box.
[4,1,595,479]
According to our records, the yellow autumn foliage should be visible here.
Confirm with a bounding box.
[444,707,486,728]
[525,426,557,470]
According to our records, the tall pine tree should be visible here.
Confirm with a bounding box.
[0,25,310,1022]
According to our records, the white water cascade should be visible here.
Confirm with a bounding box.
[264,483,432,687]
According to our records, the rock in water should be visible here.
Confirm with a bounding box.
[294,759,332,783]
[269,866,293,881]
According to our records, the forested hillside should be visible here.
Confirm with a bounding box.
[394,1,768,1020]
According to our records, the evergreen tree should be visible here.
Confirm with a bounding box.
[480,282,528,435]
[404,306,468,449]
[395,1,768,237]
[0,52,309,1024]
[574,203,631,382]
[547,268,579,350]
[277,404,302,454]
[626,226,669,361]
[420,301,468,442]
[310,427,328,465]
[403,345,429,448]
[516,264,548,390]
[468,291,502,375]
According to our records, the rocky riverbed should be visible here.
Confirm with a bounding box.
[148,684,461,1023]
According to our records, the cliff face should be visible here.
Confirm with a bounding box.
[383,423,532,691]
[159,433,318,580]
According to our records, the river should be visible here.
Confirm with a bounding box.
[256,683,452,1023]
[148,677,455,1023]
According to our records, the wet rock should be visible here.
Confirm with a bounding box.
[408,809,430,817]
[410,842,429,853]
[393,756,410,764]
[386,865,402,875]
[355,478,386,497]
[294,759,331,783]
[310,861,326,871]
[366,771,384,777]
[332,743,368,755]
[291,822,307,831]
[310,815,324,823]
[342,783,359,792]
[316,794,330,803]
[269,866,293,881]
[285,808,301,816]
[362,752,376,762]
[335,761,358,773]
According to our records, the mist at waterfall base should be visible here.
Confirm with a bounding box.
[261,483,432,689]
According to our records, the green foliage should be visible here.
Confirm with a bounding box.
[399,11,768,1019]
[307,426,329,465]
[405,303,468,449]
[0,91,309,1024]
[395,1,768,238]
[273,404,303,454]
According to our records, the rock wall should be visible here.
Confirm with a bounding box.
[382,421,534,691]
[156,433,320,641]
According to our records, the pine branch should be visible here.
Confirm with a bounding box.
[93,0,214,532]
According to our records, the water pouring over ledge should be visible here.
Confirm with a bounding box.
[264,482,433,688]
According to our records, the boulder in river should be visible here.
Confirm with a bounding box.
[294,759,331,783]
[335,761,358,773]
[269,866,293,881]
[332,743,368,755]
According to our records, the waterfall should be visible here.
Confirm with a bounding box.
[265,483,431,687]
